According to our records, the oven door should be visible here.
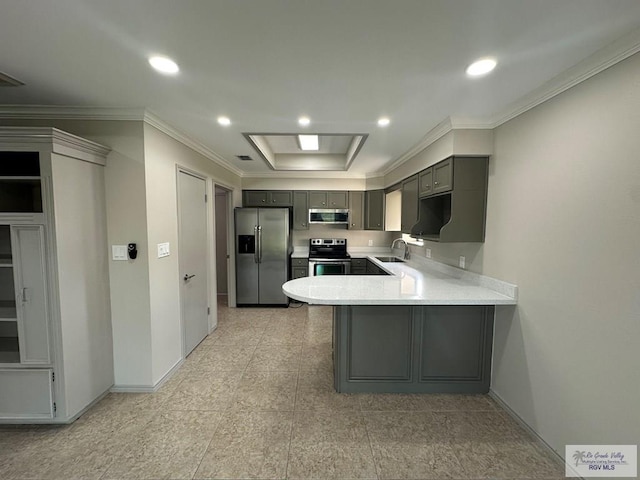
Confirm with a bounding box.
[309,260,351,276]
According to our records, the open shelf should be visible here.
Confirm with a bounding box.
[0,299,17,320]
[0,336,20,363]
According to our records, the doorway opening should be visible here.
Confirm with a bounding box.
[214,185,233,310]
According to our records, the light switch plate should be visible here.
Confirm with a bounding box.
[158,242,170,258]
[425,248,431,259]
[368,240,373,246]
[112,245,128,261]
[459,256,466,269]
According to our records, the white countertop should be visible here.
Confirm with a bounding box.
[283,255,517,306]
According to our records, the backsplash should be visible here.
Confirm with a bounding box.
[292,225,398,247]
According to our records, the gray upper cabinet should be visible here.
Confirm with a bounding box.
[365,190,384,230]
[309,191,348,208]
[243,190,293,207]
[418,168,433,197]
[401,175,419,233]
[292,191,309,230]
[411,156,489,242]
[328,191,348,208]
[348,192,364,230]
[433,158,453,194]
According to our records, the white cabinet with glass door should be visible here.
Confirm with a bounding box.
[0,128,112,423]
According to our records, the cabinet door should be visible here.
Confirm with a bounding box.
[348,192,364,230]
[401,175,419,233]
[268,191,292,206]
[433,158,453,194]
[13,226,50,364]
[365,190,384,230]
[418,168,433,197]
[292,191,309,230]
[0,368,54,419]
[309,192,327,208]
[243,191,268,206]
[327,191,348,208]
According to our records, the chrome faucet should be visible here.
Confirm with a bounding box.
[391,238,410,260]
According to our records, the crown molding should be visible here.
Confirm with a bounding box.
[0,126,111,165]
[378,28,640,177]
[376,117,454,177]
[488,27,640,128]
[0,105,244,177]
[0,105,146,121]
[241,170,368,179]
[142,110,243,177]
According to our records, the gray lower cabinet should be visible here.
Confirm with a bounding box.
[292,191,309,230]
[333,304,494,393]
[350,258,367,274]
[291,258,308,279]
[365,190,384,230]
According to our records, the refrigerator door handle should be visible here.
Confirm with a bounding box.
[257,225,263,263]
[253,225,259,263]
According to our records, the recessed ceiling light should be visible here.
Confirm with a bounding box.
[466,57,497,77]
[298,116,311,127]
[217,116,231,126]
[298,134,319,151]
[377,117,390,127]
[148,56,179,74]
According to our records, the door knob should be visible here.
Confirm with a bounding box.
[184,274,196,281]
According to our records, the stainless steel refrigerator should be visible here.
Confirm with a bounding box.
[235,208,290,306]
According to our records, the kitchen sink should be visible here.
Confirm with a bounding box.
[374,256,405,263]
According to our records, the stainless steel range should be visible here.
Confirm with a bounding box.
[308,238,351,276]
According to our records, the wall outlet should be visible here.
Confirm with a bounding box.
[425,248,431,259]
[157,242,170,258]
[459,256,466,269]
[368,239,373,246]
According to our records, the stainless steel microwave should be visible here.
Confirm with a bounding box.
[308,208,349,224]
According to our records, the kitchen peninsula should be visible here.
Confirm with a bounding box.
[282,257,517,393]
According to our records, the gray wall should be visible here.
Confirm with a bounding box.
[393,52,640,456]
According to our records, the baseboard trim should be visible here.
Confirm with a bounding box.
[489,389,580,479]
[110,358,184,393]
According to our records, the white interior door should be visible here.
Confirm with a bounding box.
[178,171,209,356]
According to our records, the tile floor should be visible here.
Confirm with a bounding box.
[0,298,565,480]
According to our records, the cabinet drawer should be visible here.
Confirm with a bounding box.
[291,258,309,267]
[291,267,308,279]
[351,258,367,267]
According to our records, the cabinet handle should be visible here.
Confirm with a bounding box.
[261,199,265,202]
[272,199,276,203]
[184,274,196,281]
[434,181,439,185]
[21,287,27,303]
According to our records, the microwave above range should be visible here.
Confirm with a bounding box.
[308,208,349,225]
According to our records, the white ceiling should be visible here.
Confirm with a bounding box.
[1,0,640,177]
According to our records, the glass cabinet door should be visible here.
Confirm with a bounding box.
[0,225,50,364]
[0,225,19,363]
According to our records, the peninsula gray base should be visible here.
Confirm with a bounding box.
[332,305,494,393]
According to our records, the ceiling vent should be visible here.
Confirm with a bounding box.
[0,71,25,87]
[236,155,253,161]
